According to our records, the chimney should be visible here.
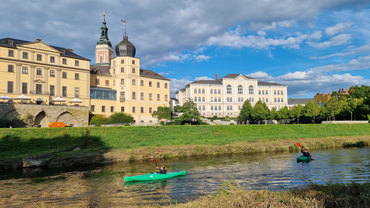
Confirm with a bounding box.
[67,48,73,52]
[36,38,41,42]
[216,74,219,80]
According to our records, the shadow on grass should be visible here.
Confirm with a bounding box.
[0,128,112,171]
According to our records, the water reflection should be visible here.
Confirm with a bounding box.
[0,147,370,207]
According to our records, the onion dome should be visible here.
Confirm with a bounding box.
[115,34,136,57]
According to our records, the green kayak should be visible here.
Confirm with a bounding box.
[124,171,186,182]
[297,155,311,162]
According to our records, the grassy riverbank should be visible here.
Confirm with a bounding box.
[0,124,369,169]
[150,180,370,208]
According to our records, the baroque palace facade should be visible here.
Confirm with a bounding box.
[175,74,288,117]
[0,13,170,125]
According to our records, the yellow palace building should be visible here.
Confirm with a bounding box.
[89,14,170,124]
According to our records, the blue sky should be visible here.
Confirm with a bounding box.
[1,0,370,97]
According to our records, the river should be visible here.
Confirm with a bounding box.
[1,147,369,207]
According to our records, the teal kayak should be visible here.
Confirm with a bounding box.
[297,155,311,162]
[124,171,186,182]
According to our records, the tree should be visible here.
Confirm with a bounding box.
[323,94,344,121]
[107,112,134,124]
[349,85,370,99]
[278,106,290,124]
[341,97,357,120]
[303,100,321,124]
[152,106,171,120]
[251,100,269,124]
[176,99,200,124]
[269,107,279,120]
[290,103,303,124]
[90,114,108,125]
[320,104,332,121]
[237,99,253,123]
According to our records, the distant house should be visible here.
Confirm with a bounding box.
[314,88,350,107]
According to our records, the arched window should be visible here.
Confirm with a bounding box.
[194,97,197,102]
[218,97,221,102]
[202,89,205,94]
[198,89,201,94]
[211,106,213,110]
[230,106,233,110]
[194,88,197,94]
[211,97,213,102]
[202,97,205,102]
[281,90,283,95]
[199,105,201,110]
[227,106,230,110]
[227,84,232,94]
[218,89,221,94]
[249,85,254,94]
[219,106,221,110]
[198,97,201,102]
[203,105,205,110]
[210,89,213,94]
[238,85,243,94]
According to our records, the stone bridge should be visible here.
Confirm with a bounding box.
[0,103,89,128]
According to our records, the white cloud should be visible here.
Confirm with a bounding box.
[325,22,352,36]
[249,22,276,31]
[247,71,274,81]
[309,31,322,40]
[194,76,214,81]
[257,31,266,36]
[195,55,211,62]
[307,33,351,49]
[278,20,296,28]
[308,55,370,72]
[311,43,370,59]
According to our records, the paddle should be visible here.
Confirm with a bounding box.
[297,142,314,160]
[154,158,157,166]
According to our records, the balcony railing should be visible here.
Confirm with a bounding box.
[120,98,125,102]
[29,90,49,95]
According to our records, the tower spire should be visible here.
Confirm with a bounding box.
[97,11,112,47]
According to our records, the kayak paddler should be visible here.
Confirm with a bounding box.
[301,149,312,159]
[156,166,167,174]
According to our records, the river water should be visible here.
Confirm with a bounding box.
[1,147,370,207]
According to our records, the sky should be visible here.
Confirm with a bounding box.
[2,0,370,98]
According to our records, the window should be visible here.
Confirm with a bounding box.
[75,87,79,98]
[202,89,205,94]
[22,67,28,74]
[50,85,55,96]
[62,86,67,97]
[199,105,201,111]
[278,98,280,102]
[121,79,124,84]
[266,90,268,95]
[218,97,221,102]
[23,52,28,59]
[194,88,197,94]
[121,59,124,64]
[274,98,277,102]
[8,65,14,72]
[132,107,136,113]
[141,93,144,100]
[50,56,55,63]
[120,92,125,100]
[149,81,152,87]
[203,106,206,110]
[140,80,144,86]
[132,68,135,73]
[149,107,152,113]
[259,90,261,95]
[211,97,213,102]
[266,98,268,102]
[277,90,280,95]
[165,83,168,88]
[281,98,284,102]
[62,72,67,78]
[249,85,254,94]
[36,68,42,76]
[132,92,136,99]
[198,89,201,94]
[22,83,27,94]
[50,70,55,77]
[149,93,152,100]
[96,78,99,85]
[37,54,42,61]
[100,56,103,63]
[141,107,144,113]
[219,106,221,110]
[218,89,221,94]
[211,106,213,110]
[157,94,160,101]
[157,82,160,88]
[105,80,109,86]
[102,106,105,112]
[8,50,14,57]
[230,106,233,110]
[75,73,79,80]
[238,85,243,94]
[262,98,265,102]
[227,106,229,111]
[121,106,125,112]
[75,60,79,66]
[227,97,229,102]
[121,67,124,72]
[132,79,136,85]
[62,58,67,64]
[109,106,114,113]
[227,84,232,94]
[165,95,168,101]
[91,105,95,112]
[211,89,213,94]
[274,90,276,95]
[202,97,205,102]
[281,90,283,95]
[132,60,135,64]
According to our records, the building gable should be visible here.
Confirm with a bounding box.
[18,42,60,53]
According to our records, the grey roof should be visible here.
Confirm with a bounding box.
[115,35,136,57]
[175,88,186,93]
[221,74,256,79]
[90,65,111,76]
[0,38,90,61]
[258,81,287,86]
[288,98,314,105]
[185,80,222,88]
[140,69,170,80]
[170,97,179,101]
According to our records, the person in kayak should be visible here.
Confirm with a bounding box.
[301,149,311,159]
[156,166,167,174]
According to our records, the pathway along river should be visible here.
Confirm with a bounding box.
[1,147,370,207]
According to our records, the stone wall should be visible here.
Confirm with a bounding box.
[322,121,368,124]
[0,103,89,128]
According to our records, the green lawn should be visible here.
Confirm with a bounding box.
[0,124,369,159]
